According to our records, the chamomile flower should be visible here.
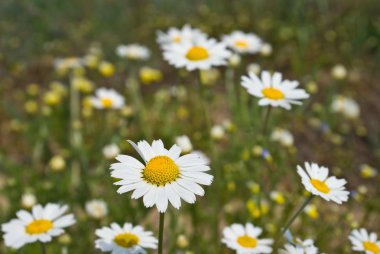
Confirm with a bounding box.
[1,203,75,249]
[116,44,150,60]
[222,223,273,254]
[85,199,108,220]
[241,71,310,110]
[91,88,125,109]
[163,38,231,71]
[95,222,157,254]
[157,24,207,47]
[297,162,350,204]
[279,243,318,254]
[349,228,380,254]
[110,140,213,213]
[222,31,263,54]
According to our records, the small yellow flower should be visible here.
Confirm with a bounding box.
[306,81,318,94]
[98,61,115,77]
[24,101,38,114]
[49,155,66,172]
[72,77,94,93]
[43,91,61,106]
[176,106,189,120]
[200,68,220,86]
[247,182,260,194]
[139,67,163,85]
[359,164,377,179]
[26,84,40,96]
[176,234,189,249]
[304,204,319,219]
[270,191,285,205]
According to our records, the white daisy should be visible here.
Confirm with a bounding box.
[116,44,150,60]
[175,135,193,153]
[222,223,273,254]
[271,128,294,147]
[85,199,108,220]
[222,31,263,54]
[91,88,125,109]
[280,238,319,254]
[157,24,207,47]
[297,162,350,204]
[1,203,75,249]
[110,139,213,213]
[163,38,231,71]
[331,95,360,119]
[349,228,380,254]
[95,222,157,254]
[241,70,310,110]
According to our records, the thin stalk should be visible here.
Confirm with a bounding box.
[281,195,314,234]
[262,105,272,137]
[158,212,165,254]
[41,242,47,254]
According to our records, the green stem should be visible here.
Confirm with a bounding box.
[262,105,272,137]
[158,212,165,254]
[41,242,47,254]
[281,195,314,234]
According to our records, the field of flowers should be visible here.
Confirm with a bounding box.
[0,0,379,253]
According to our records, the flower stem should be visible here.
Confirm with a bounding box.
[158,212,165,254]
[262,105,272,137]
[281,195,314,234]
[41,242,47,254]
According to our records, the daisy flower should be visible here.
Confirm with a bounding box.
[222,223,273,254]
[297,162,350,204]
[157,24,207,47]
[116,44,150,60]
[163,38,231,71]
[349,228,380,254]
[91,88,125,109]
[1,203,75,249]
[110,140,213,213]
[95,222,157,254]
[280,238,319,254]
[85,199,108,220]
[222,31,263,54]
[241,70,310,110]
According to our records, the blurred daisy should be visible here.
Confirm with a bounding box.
[222,223,273,254]
[21,193,37,209]
[103,144,120,160]
[175,135,193,153]
[110,140,213,213]
[116,44,150,60]
[85,199,108,220]
[222,31,263,54]
[297,162,349,204]
[280,243,318,254]
[271,128,294,147]
[163,38,231,71]
[157,24,207,47]
[1,203,75,249]
[349,228,380,254]
[331,95,360,119]
[241,71,309,110]
[95,222,157,254]
[91,88,125,109]
[54,57,84,71]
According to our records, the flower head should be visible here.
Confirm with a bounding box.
[157,24,207,47]
[222,223,273,253]
[297,162,350,204]
[91,88,125,109]
[222,31,263,54]
[95,222,157,254]
[116,44,150,60]
[349,228,380,254]
[163,38,231,71]
[85,199,108,220]
[110,140,213,213]
[241,71,309,110]
[1,203,75,249]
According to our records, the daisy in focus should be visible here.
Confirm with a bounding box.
[157,24,207,47]
[1,203,75,249]
[163,38,231,71]
[222,31,263,54]
[241,70,310,110]
[91,88,125,109]
[116,44,150,60]
[297,162,350,204]
[110,140,213,213]
[279,238,319,254]
[349,228,380,254]
[222,223,273,254]
[95,222,157,254]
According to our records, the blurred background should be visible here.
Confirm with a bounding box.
[0,0,379,253]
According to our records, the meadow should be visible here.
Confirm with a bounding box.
[0,0,379,253]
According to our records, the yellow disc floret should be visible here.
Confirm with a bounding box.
[237,235,257,248]
[234,40,249,48]
[186,46,209,61]
[262,87,285,100]
[114,233,139,248]
[363,241,380,253]
[143,156,180,186]
[25,219,53,235]
[310,179,330,194]
[101,98,114,108]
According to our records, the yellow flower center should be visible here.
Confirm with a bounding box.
[25,219,53,235]
[234,40,249,48]
[237,235,257,248]
[143,156,180,186]
[262,87,285,100]
[186,46,209,61]
[310,179,330,194]
[363,241,380,253]
[101,98,113,108]
[172,36,182,43]
[114,233,139,248]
